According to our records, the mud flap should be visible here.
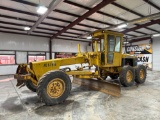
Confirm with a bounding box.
[72,78,121,97]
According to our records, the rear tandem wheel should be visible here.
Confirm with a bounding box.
[135,65,147,84]
[119,65,135,87]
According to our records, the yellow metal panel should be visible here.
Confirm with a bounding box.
[113,52,122,66]
[31,56,86,81]
[67,71,94,75]
[75,75,95,79]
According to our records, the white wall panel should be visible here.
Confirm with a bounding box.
[0,32,49,51]
[0,65,18,75]
[52,53,55,59]
[46,52,50,60]
[52,39,88,52]
[87,46,92,52]
[152,37,160,71]
[16,51,27,64]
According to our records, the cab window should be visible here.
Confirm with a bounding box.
[115,36,121,52]
[108,35,115,52]
[92,36,104,52]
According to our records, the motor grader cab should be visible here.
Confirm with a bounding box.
[14,30,147,105]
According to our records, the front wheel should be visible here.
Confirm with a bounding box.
[26,80,37,92]
[135,65,146,84]
[37,70,71,106]
[119,65,135,87]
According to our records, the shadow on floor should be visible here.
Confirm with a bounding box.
[34,100,79,117]
[1,96,26,113]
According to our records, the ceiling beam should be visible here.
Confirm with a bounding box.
[51,0,115,39]
[0,25,53,35]
[134,31,147,35]
[111,2,143,17]
[0,14,92,33]
[10,1,114,26]
[143,0,160,11]
[122,18,160,33]
[111,2,160,33]
[125,34,137,37]
[2,0,159,38]
[8,0,159,34]
[28,0,63,34]
[145,27,159,33]
[0,20,84,36]
[0,20,31,27]
[64,0,159,34]
[0,6,111,32]
[54,9,113,26]
[0,6,37,16]
[11,0,38,6]
[63,0,126,21]
[56,37,89,42]
[0,30,50,38]
[129,37,151,43]
[0,26,26,31]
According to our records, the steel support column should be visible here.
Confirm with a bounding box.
[49,39,52,59]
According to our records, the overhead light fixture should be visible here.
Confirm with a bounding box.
[37,6,48,14]
[87,35,92,39]
[24,27,30,31]
[117,23,128,29]
[152,33,160,37]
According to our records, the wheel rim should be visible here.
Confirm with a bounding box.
[139,69,144,80]
[126,70,133,82]
[47,78,65,98]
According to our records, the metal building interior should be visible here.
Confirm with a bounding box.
[0,0,160,120]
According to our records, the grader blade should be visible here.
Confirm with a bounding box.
[72,78,121,97]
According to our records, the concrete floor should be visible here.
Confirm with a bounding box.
[0,70,160,120]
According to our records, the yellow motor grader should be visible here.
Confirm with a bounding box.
[14,30,146,105]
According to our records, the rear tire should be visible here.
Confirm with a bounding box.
[135,65,146,84]
[37,70,71,106]
[26,81,37,92]
[119,65,135,87]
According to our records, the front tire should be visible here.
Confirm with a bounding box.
[135,65,146,84]
[26,80,37,92]
[37,70,71,106]
[119,65,135,87]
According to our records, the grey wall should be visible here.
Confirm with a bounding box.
[0,32,88,75]
[152,37,160,71]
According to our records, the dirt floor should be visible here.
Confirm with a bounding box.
[0,70,160,120]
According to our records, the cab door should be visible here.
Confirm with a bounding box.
[106,35,122,66]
